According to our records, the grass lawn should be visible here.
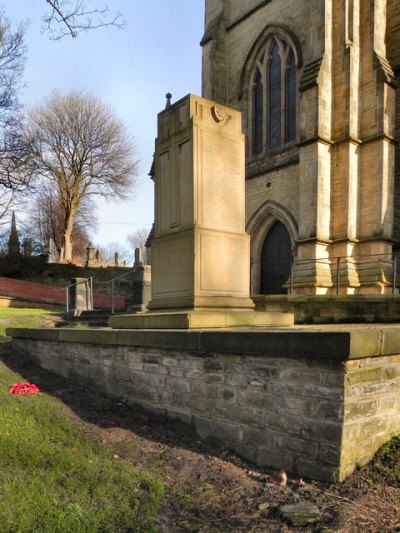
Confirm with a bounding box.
[0,307,60,336]
[1,308,399,532]
[0,359,163,532]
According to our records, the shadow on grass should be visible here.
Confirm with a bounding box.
[1,349,223,460]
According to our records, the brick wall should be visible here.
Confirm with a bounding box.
[0,277,126,310]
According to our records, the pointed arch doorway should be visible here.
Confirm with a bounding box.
[260,221,292,294]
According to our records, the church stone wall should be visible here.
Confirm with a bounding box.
[202,0,399,294]
[245,164,300,230]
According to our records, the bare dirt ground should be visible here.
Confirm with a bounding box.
[2,340,399,533]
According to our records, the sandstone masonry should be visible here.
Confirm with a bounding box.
[202,0,400,296]
[9,326,400,482]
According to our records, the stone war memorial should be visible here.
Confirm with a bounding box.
[6,0,400,483]
[111,95,292,329]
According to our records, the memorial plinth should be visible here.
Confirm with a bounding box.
[110,95,293,329]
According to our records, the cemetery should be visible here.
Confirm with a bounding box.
[0,1,399,530]
[7,95,400,483]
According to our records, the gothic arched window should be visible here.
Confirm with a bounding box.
[252,69,263,155]
[249,35,298,156]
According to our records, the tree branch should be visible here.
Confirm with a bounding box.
[43,0,126,40]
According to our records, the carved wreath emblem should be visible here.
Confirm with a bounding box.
[211,105,227,123]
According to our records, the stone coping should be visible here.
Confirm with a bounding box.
[7,325,400,360]
[253,295,400,302]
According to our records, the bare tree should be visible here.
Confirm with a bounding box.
[0,189,23,225]
[24,90,138,263]
[0,11,31,197]
[43,1,125,40]
[95,242,130,266]
[26,185,95,262]
[127,226,151,265]
[127,227,151,250]
[0,11,26,126]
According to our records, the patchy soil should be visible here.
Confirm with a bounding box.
[2,350,399,533]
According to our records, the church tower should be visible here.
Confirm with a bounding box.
[202,0,399,295]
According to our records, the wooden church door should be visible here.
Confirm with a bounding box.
[260,221,292,294]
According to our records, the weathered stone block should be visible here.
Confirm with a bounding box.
[317,443,342,466]
[162,357,179,367]
[280,502,320,526]
[302,383,343,400]
[204,359,225,372]
[257,448,294,472]
[221,387,236,400]
[205,373,225,384]
[142,354,160,364]
[191,382,221,399]
[265,413,302,436]
[142,363,169,375]
[300,420,343,444]
[242,426,279,449]
[195,417,242,443]
[165,407,193,425]
[168,368,185,378]
[130,371,165,388]
[167,378,191,394]
[345,399,378,419]
[278,435,318,458]
[237,388,275,407]
[216,403,265,427]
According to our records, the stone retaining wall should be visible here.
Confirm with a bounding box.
[253,294,400,324]
[9,327,400,482]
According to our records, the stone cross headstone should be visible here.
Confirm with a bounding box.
[85,241,96,267]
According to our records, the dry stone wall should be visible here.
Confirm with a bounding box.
[10,327,400,482]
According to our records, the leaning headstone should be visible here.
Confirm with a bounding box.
[110,95,293,329]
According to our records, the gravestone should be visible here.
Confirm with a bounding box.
[127,247,152,313]
[85,242,97,267]
[111,95,293,328]
[68,278,93,316]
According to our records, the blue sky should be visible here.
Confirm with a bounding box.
[2,1,204,251]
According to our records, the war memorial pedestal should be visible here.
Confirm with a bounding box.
[110,95,293,329]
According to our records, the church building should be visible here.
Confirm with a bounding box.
[201,0,400,295]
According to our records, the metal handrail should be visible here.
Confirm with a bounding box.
[58,277,93,314]
[253,250,400,295]
[93,269,133,313]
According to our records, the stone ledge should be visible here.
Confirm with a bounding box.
[109,310,294,329]
[7,325,400,360]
